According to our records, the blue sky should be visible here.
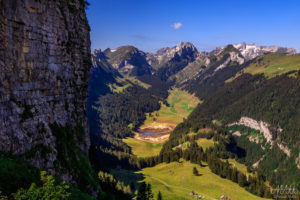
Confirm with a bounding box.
[87,0,300,53]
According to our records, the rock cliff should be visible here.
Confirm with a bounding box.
[0,0,92,184]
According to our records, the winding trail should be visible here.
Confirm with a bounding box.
[147,175,217,200]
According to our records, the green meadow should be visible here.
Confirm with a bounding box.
[227,53,300,82]
[122,137,162,158]
[244,53,300,78]
[140,161,269,200]
[108,76,151,93]
[173,138,215,151]
[144,88,201,125]
[196,138,215,150]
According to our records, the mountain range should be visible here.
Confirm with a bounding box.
[92,41,296,81]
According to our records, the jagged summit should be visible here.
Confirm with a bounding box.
[176,41,197,52]
[156,41,198,56]
[146,41,198,70]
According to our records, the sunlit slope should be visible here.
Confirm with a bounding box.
[108,76,151,93]
[140,161,269,200]
[122,137,162,158]
[228,53,300,82]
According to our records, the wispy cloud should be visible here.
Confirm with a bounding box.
[171,22,182,30]
[132,34,151,41]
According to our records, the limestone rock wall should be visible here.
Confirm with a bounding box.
[229,116,273,143]
[0,0,91,179]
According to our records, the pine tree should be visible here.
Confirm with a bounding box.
[157,191,162,200]
[146,183,153,200]
[137,182,147,200]
[137,182,153,200]
[237,172,247,187]
[193,167,199,176]
[130,182,135,191]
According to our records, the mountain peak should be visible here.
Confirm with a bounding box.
[233,42,296,60]
[93,45,153,76]
[176,41,197,52]
[178,41,185,48]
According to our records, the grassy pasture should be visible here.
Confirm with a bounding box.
[227,53,300,82]
[196,138,215,150]
[140,161,269,200]
[143,88,201,125]
[122,137,163,158]
[108,76,151,93]
[244,53,300,78]
[173,138,215,151]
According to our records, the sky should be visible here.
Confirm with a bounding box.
[87,0,300,53]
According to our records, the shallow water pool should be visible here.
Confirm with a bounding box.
[140,131,156,136]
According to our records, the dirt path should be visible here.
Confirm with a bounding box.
[147,175,217,200]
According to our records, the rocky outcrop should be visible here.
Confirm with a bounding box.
[252,155,265,168]
[214,52,245,72]
[277,143,291,157]
[229,117,273,143]
[0,0,91,183]
[229,117,293,159]
[296,153,300,169]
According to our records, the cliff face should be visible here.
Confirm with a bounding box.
[0,0,91,183]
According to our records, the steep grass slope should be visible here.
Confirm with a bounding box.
[140,161,268,200]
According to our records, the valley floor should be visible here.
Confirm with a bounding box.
[123,88,200,157]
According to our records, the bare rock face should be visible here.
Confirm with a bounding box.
[0,0,91,182]
[229,117,273,143]
[147,41,198,70]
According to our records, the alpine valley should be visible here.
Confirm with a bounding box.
[87,41,300,199]
[1,1,300,200]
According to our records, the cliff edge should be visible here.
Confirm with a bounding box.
[0,0,93,186]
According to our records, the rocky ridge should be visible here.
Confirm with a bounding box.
[93,41,296,83]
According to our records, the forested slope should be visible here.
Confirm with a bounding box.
[163,71,300,189]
